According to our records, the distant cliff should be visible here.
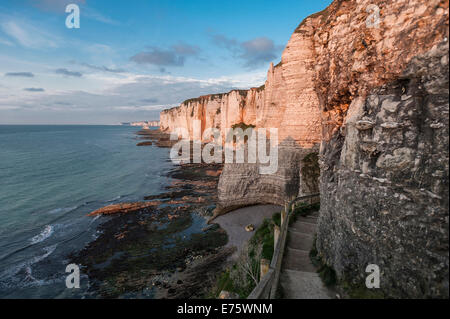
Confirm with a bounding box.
[160,58,321,148]
[160,0,449,298]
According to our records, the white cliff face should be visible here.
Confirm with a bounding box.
[159,0,448,298]
[159,29,325,211]
[160,90,261,142]
[160,34,323,148]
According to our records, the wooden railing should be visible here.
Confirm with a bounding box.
[247,193,320,299]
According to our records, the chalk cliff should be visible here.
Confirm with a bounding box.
[160,0,449,297]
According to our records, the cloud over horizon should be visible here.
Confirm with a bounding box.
[0,0,332,124]
[79,63,125,73]
[55,68,83,77]
[24,87,45,92]
[0,72,266,123]
[5,72,35,77]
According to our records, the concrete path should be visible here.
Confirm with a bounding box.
[280,211,333,299]
[215,205,282,260]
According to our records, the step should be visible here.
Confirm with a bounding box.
[283,248,316,272]
[287,231,314,251]
[290,221,317,235]
[310,211,320,218]
[301,215,318,223]
[280,269,331,299]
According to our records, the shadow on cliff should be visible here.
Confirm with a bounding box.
[210,135,321,221]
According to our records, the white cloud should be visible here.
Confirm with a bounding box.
[0,70,268,124]
[0,37,14,46]
[211,34,282,68]
[83,7,120,25]
[0,19,59,49]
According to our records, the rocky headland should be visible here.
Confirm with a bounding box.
[159,0,449,298]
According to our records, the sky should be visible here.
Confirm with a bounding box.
[0,0,332,124]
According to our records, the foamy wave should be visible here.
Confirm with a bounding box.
[0,244,57,285]
[30,225,54,245]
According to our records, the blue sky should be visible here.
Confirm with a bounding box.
[0,0,331,124]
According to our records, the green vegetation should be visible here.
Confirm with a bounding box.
[183,97,202,105]
[309,235,384,298]
[339,281,385,299]
[229,122,256,143]
[272,212,281,227]
[231,122,256,131]
[289,202,320,225]
[295,7,330,31]
[309,235,336,287]
[211,93,225,101]
[249,218,275,260]
[209,211,280,299]
[72,212,228,298]
[236,89,248,98]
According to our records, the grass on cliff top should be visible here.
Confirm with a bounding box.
[182,89,248,106]
[231,122,256,131]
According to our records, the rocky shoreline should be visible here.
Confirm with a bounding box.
[69,129,233,299]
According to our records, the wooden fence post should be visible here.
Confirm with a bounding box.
[274,225,280,248]
[260,259,270,280]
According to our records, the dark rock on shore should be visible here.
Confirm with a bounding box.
[87,202,160,216]
[136,129,178,148]
[137,141,153,146]
[70,132,228,299]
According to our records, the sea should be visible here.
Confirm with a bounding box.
[0,125,174,298]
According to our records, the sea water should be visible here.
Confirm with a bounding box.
[0,125,173,298]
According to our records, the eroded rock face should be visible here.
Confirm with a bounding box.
[318,41,449,298]
[159,0,449,297]
[160,90,261,142]
[217,145,320,210]
[305,0,449,298]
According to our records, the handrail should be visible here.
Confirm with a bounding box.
[247,193,320,299]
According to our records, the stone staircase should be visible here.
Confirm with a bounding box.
[280,212,333,299]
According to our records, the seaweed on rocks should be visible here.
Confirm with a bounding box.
[69,130,228,299]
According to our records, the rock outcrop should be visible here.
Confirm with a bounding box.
[160,6,324,208]
[160,0,449,297]
[87,202,160,216]
[318,41,449,298]
[296,0,449,298]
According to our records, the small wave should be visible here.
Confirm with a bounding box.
[30,225,54,245]
[30,244,57,266]
[0,244,57,285]
[105,194,130,203]
[47,206,78,215]
[90,215,101,223]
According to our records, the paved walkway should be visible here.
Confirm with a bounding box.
[280,211,333,299]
